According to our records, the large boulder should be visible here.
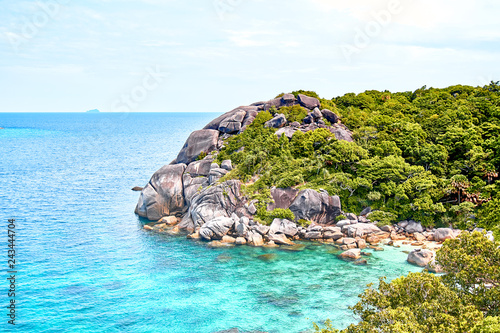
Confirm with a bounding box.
[184,158,213,176]
[269,218,298,237]
[339,249,361,260]
[265,114,287,128]
[218,110,246,134]
[289,189,341,224]
[275,127,297,140]
[204,108,245,131]
[267,187,300,210]
[182,174,208,205]
[263,98,283,111]
[186,180,244,228]
[405,220,424,234]
[135,164,187,220]
[199,216,235,240]
[345,223,381,238]
[407,249,434,267]
[321,109,339,124]
[174,129,219,165]
[329,125,353,142]
[281,93,296,106]
[268,233,294,245]
[434,228,456,242]
[298,94,320,110]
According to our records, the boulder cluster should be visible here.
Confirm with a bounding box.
[135,94,351,230]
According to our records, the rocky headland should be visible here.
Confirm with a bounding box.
[135,93,494,269]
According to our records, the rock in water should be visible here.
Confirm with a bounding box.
[339,249,361,260]
[199,216,235,240]
[407,249,434,267]
[135,164,187,221]
[131,186,144,191]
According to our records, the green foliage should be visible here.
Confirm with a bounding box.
[315,232,500,332]
[436,231,500,316]
[217,84,500,231]
[196,151,207,161]
[368,211,397,227]
[478,198,500,240]
[256,208,295,225]
[278,105,309,123]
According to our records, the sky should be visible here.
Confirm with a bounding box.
[0,0,499,113]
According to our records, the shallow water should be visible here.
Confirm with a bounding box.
[0,112,421,332]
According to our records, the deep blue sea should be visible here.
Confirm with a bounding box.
[0,113,421,333]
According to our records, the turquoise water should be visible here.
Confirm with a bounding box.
[0,113,421,332]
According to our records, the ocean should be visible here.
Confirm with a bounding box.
[0,112,421,333]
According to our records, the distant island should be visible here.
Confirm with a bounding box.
[86,109,100,113]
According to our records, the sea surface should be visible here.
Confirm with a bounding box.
[0,112,421,333]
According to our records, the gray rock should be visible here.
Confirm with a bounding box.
[135,164,187,220]
[304,231,322,239]
[398,220,409,228]
[339,249,361,260]
[268,187,300,211]
[247,230,264,246]
[187,180,244,228]
[289,189,341,225]
[208,168,228,185]
[290,121,300,128]
[298,94,320,110]
[218,110,246,134]
[184,158,213,176]
[407,249,434,267]
[268,233,294,245]
[263,98,283,111]
[329,126,353,142]
[235,222,249,237]
[346,223,381,238]
[346,213,358,221]
[265,114,287,128]
[221,160,233,171]
[434,228,456,242]
[247,202,257,215]
[307,224,323,232]
[303,114,314,124]
[360,207,372,216]
[311,107,322,120]
[240,216,250,225]
[211,163,220,169]
[174,129,219,165]
[281,93,296,106]
[252,224,270,236]
[269,218,298,237]
[182,174,208,205]
[336,220,351,228]
[199,216,235,240]
[275,127,297,140]
[358,216,370,223]
[203,108,246,131]
[321,109,339,124]
[405,220,424,234]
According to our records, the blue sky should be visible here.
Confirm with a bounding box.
[0,0,499,112]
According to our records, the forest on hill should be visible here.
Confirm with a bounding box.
[217,83,500,238]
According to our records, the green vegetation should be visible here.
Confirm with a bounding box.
[314,231,500,332]
[216,83,500,236]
